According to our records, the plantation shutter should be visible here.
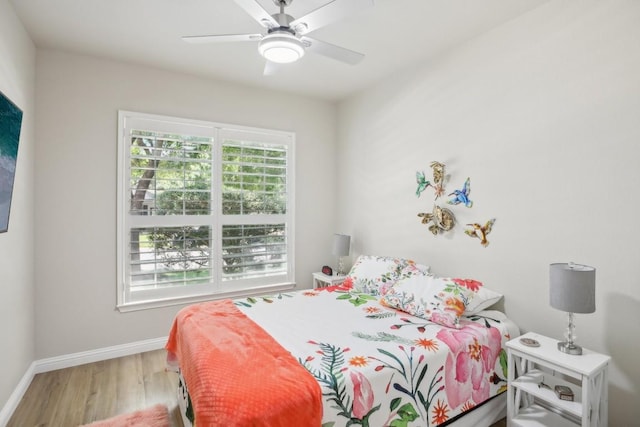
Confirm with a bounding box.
[218,129,293,289]
[117,112,295,311]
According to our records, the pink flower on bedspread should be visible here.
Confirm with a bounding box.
[378,280,395,296]
[350,370,375,419]
[451,278,482,292]
[324,276,354,292]
[436,322,502,409]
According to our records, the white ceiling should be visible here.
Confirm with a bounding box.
[11,0,548,101]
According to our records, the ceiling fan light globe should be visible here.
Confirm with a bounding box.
[258,33,305,64]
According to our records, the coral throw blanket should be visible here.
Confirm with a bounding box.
[165,299,322,427]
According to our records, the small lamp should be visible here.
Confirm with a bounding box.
[332,234,351,276]
[549,262,596,355]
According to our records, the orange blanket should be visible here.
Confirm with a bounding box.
[165,299,322,427]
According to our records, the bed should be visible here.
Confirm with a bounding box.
[166,255,519,427]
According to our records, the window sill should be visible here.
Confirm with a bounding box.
[117,282,297,313]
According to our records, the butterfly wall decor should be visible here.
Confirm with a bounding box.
[429,161,446,199]
[417,204,456,236]
[414,160,494,245]
[416,161,447,200]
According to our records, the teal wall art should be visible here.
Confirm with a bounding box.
[0,90,23,233]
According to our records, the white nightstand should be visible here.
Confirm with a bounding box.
[506,332,610,427]
[312,272,346,289]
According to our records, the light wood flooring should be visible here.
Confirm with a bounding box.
[8,348,507,427]
[8,349,183,427]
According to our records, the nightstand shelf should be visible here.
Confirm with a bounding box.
[511,404,577,427]
[507,332,610,427]
[312,272,346,289]
[512,369,582,418]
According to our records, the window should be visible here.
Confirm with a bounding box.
[117,111,295,311]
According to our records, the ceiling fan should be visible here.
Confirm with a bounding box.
[183,0,374,69]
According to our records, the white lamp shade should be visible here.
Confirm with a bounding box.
[332,234,350,257]
[550,262,596,314]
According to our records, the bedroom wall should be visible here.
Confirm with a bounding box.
[0,0,36,413]
[337,1,639,425]
[34,49,337,359]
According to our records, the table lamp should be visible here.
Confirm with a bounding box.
[549,262,596,355]
[332,234,351,276]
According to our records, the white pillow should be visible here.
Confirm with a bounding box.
[464,287,503,314]
[346,255,430,296]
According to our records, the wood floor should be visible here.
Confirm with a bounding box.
[8,349,183,427]
[8,348,507,427]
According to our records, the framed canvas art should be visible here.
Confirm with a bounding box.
[0,90,23,233]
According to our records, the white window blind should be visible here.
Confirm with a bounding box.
[117,111,295,310]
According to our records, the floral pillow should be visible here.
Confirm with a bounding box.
[380,275,479,328]
[346,255,430,296]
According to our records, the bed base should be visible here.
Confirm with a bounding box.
[177,374,193,427]
[446,393,506,427]
[175,371,506,427]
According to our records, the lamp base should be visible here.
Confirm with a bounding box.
[337,257,345,276]
[557,341,583,355]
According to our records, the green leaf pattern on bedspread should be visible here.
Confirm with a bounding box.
[233,292,294,307]
[300,341,382,426]
[225,283,514,427]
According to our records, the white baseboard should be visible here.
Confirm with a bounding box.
[34,336,168,373]
[0,336,168,426]
[0,361,36,427]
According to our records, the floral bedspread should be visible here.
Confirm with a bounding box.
[226,283,518,427]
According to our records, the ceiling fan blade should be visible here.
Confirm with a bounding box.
[182,34,263,44]
[233,0,279,29]
[291,0,373,34]
[301,36,364,65]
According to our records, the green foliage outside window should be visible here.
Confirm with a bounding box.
[129,132,287,284]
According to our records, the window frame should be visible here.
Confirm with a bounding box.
[116,111,295,312]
